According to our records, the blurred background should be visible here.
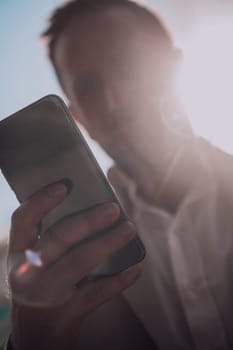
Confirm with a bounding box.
[0,0,233,242]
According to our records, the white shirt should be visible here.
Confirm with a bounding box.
[108,138,233,350]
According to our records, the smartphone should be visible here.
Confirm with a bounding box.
[0,94,145,279]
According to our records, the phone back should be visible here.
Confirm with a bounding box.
[0,95,145,277]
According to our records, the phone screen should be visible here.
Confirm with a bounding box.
[0,95,145,276]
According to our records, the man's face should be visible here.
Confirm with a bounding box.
[54,7,173,158]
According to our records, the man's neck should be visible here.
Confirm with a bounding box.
[117,133,199,214]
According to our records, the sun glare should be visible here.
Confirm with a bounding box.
[178,18,233,154]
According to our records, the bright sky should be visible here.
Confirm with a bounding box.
[0,0,233,239]
[179,15,233,154]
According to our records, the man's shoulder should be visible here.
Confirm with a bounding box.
[200,139,233,178]
[198,139,233,208]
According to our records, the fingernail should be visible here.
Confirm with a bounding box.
[121,265,142,283]
[102,202,120,218]
[59,178,74,195]
[120,222,136,239]
[47,183,67,197]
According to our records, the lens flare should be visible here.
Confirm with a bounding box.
[25,249,43,267]
[178,17,233,154]
[16,250,43,277]
[16,261,31,276]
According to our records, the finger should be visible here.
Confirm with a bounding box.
[11,239,139,309]
[63,264,142,322]
[9,202,120,290]
[31,202,120,267]
[47,221,137,290]
[10,183,67,253]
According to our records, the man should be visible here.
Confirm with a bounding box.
[6,0,233,349]
[42,0,233,348]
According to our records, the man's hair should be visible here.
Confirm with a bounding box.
[42,0,172,66]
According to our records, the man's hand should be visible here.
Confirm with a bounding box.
[7,183,141,350]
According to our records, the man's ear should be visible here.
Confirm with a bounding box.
[68,105,80,123]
